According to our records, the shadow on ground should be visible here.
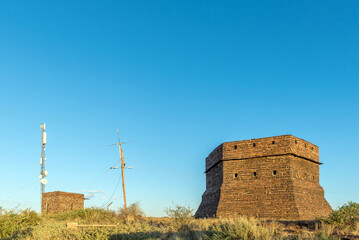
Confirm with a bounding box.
[109,230,208,240]
[109,231,163,240]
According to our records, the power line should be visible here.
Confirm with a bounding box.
[83,158,124,195]
[23,180,38,207]
[84,168,112,193]
[103,172,121,207]
[1,177,37,204]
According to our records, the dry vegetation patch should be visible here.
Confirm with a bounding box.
[0,202,358,239]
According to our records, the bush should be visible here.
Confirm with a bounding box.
[165,205,193,231]
[323,201,359,229]
[46,207,118,223]
[118,202,145,220]
[0,208,41,239]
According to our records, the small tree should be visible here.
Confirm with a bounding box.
[118,202,144,220]
[165,205,193,231]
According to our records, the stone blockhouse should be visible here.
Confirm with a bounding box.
[195,135,332,220]
[42,191,84,214]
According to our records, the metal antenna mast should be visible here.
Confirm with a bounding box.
[40,124,48,202]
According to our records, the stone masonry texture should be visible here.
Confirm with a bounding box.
[42,191,84,214]
[195,135,332,220]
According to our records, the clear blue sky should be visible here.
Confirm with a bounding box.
[0,1,358,216]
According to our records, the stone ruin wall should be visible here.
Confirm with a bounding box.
[196,135,332,220]
[42,191,84,214]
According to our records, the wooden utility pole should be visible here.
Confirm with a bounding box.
[117,129,127,210]
[109,130,132,211]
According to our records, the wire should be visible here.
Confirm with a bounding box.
[1,177,37,204]
[103,171,122,207]
[1,175,35,199]
[83,159,121,193]
[84,168,112,192]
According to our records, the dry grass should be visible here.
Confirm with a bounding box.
[1,202,359,239]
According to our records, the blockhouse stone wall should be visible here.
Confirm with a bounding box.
[196,135,332,220]
[42,191,84,214]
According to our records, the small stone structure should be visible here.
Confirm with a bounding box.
[42,191,84,214]
[196,135,332,220]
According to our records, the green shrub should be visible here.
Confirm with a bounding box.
[46,207,118,223]
[165,205,193,231]
[165,205,193,221]
[0,208,41,239]
[323,201,359,229]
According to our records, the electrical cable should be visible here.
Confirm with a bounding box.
[1,175,35,199]
[1,177,37,204]
[23,180,38,207]
[83,159,121,194]
[84,168,112,193]
[103,171,122,207]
